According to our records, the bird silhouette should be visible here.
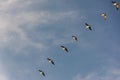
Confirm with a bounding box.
[47,58,55,65]
[38,70,45,77]
[101,13,107,20]
[60,46,69,52]
[85,23,92,30]
[112,1,119,10]
[72,36,78,41]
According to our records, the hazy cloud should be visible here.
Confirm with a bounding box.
[0,0,78,54]
[73,68,120,80]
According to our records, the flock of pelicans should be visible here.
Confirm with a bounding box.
[38,1,119,78]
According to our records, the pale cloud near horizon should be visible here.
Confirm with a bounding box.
[0,61,9,80]
[72,57,120,80]
[0,74,8,80]
[73,68,120,80]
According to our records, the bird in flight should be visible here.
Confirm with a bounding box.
[112,1,119,10]
[47,58,55,65]
[101,13,107,20]
[60,46,69,52]
[38,70,45,77]
[72,36,78,41]
[85,23,92,30]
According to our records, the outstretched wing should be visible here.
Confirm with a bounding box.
[51,60,55,65]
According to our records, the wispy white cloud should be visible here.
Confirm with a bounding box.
[0,1,78,79]
[0,74,9,80]
[0,0,79,79]
[0,0,47,11]
[0,0,78,54]
[0,61,9,80]
[73,68,120,80]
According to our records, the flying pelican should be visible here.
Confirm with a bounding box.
[38,70,45,77]
[72,36,78,41]
[85,23,92,30]
[112,1,119,10]
[60,46,68,52]
[101,13,107,20]
[47,58,55,65]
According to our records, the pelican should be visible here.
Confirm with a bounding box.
[85,23,92,30]
[101,13,107,20]
[38,70,45,77]
[72,36,78,41]
[60,46,68,52]
[112,1,119,10]
[47,58,55,65]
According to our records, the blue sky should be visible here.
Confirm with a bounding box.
[0,0,120,80]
